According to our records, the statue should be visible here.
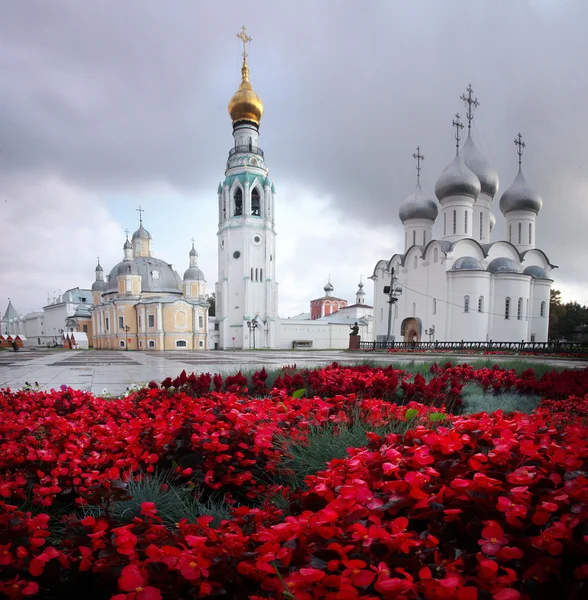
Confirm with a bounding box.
[350,322,359,336]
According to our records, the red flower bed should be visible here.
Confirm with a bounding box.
[0,363,587,599]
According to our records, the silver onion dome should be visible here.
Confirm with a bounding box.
[487,257,523,274]
[499,168,543,215]
[399,183,438,222]
[463,134,499,198]
[123,238,132,250]
[95,262,103,272]
[489,211,496,231]
[324,281,334,293]
[92,280,106,292]
[132,224,152,240]
[435,153,481,201]
[451,256,485,271]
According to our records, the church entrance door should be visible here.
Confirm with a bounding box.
[401,317,421,343]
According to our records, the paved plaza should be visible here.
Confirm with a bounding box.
[0,349,586,396]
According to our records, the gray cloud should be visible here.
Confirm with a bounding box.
[2,0,588,314]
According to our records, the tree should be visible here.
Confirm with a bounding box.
[549,289,566,339]
[206,293,215,317]
[549,289,588,340]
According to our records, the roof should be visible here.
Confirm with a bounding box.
[2,301,19,321]
[106,257,182,294]
[310,296,347,303]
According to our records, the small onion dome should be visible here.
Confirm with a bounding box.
[132,224,152,240]
[398,183,438,222]
[499,168,543,215]
[228,59,264,125]
[324,281,334,293]
[356,281,366,295]
[523,265,550,279]
[489,211,496,231]
[95,261,103,272]
[117,261,139,276]
[487,257,523,274]
[435,153,481,201]
[463,134,499,198]
[189,245,197,257]
[92,280,106,292]
[451,256,485,271]
[184,266,205,281]
[123,238,132,250]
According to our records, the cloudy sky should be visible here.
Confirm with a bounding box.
[2,0,588,317]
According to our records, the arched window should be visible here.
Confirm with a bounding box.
[464,295,470,313]
[260,268,263,281]
[540,300,546,317]
[251,188,261,216]
[423,230,427,245]
[517,297,523,320]
[176,340,187,347]
[251,267,253,280]
[464,210,468,234]
[518,222,522,244]
[405,231,408,248]
[412,302,416,317]
[414,255,418,269]
[479,213,483,240]
[508,224,512,242]
[444,213,447,236]
[433,298,437,315]
[412,230,416,246]
[255,268,259,281]
[148,340,155,348]
[234,188,243,216]
[478,296,484,313]
[433,248,438,263]
[505,297,511,319]
[453,210,457,234]
[529,223,532,245]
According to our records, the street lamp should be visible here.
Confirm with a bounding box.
[123,325,131,351]
[246,319,258,349]
[383,268,402,344]
[425,325,435,342]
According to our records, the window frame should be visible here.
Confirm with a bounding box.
[505,297,511,320]
[464,295,470,313]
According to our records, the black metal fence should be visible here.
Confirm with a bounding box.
[358,340,588,354]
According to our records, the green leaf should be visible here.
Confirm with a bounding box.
[292,388,306,399]
[429,412,446,422]
[405,408,418,420]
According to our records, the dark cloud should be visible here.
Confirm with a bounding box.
[2,0,587,313]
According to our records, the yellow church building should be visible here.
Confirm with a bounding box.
[91,216,209,351]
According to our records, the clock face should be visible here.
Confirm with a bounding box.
[233,251,241,259]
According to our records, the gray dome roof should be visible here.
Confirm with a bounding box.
[189,245,197,257]
[523,265,550,279]
[435,153,481,201]
[324,281,334,292]
[451,256,485,271]
[92,280,107,292]
[184,266,205,281]
[106,257,182,293]
[489,211,496,231]
[487,257,523,274]
[463,134,499,198]
[132,224,152,240]
[123,239,132,250]
[499,169,543,215]
[398,183,438,222]
[117,260,139,276]
[96,262,103,272]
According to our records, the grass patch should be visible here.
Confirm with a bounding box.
[85,470,231,528]
[460,381,541,414]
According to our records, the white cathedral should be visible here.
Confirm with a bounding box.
[371,87,554,344]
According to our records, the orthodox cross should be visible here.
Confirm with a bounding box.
[136,205,144,225]
[124,229,130,239]
[514,132,526,166]
[96,255,100,263]
[236,25,252,59]
[460,84,479,132]
[412,146,424,185]
[191,237,196,245]
[452,113,464,150]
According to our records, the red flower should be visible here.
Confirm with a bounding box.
[478,522,508,555]
[118,565,161,600]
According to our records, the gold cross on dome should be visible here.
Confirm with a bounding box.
[237,25,252,58]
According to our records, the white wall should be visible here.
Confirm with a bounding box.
[447,271,491,341]
[277,320,368,349]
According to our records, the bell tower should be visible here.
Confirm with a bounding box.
[215,27,278,349]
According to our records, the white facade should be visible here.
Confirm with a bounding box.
[372,108,553,344]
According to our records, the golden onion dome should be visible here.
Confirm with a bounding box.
[228,58,264,125]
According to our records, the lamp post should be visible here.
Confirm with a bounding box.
[246,319,258,349]
[383,268,403,344]
[123,325,130,351]
[425,325,435,342]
